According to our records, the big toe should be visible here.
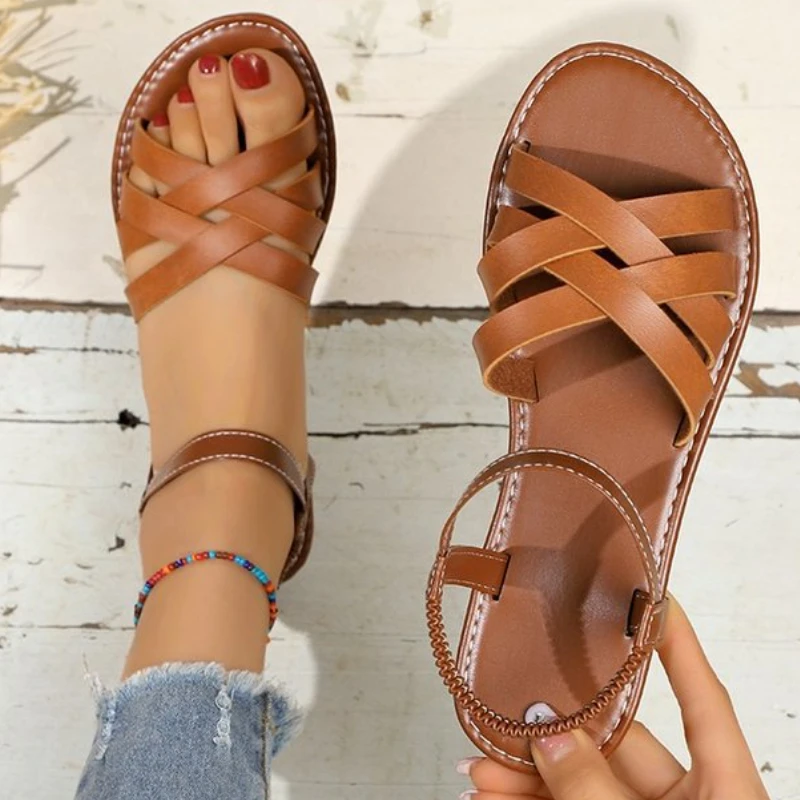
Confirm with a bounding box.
[229,48,306,149]
[188,54,238,165]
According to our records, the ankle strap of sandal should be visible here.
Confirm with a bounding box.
[140,429,307,513]
[141,429,314,584]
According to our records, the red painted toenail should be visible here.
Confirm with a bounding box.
[198,55,220,75]
[150,112,169,127]
[177,86,194,104]
[231,52,270,90]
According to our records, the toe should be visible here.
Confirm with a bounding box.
[148,112,171,147]
[188,54,239,165]
[229,48,305,149]
[167,86,206,163]
[147,113,172,195]
[129,113,170,196]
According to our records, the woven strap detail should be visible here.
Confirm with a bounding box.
[474,146,740,446]
[119,110,325,321]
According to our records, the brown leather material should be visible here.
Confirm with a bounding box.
[141,430,306,512]
[627,590,670,648]
[113,14,337,584]
[140,430,313,583]
[428,449,668,738]
[435,450,665,601]
[121,109,322,318]
[475,148,742,446]
[482,187,738,306]
[429,43,758,772]
[111,14,337,320]
[474,253,737,379]
[443,546,510,597]
[279,163,325,211]
[122,187,318,321]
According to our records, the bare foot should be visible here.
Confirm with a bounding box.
[122,49,314,677]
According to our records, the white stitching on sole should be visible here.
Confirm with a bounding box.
[465,46,754,767]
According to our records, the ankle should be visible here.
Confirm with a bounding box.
[123,560,272,678]
[139,460,296,583]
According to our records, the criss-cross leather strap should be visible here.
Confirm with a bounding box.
[473,146,739,446]
[118,109,326,321]
[140,430,312,582]
[426,449,669,738]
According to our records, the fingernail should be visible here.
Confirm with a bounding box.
[198,54,221,75]
[455,757,481,776]
[459,792,476,800]
[150,112,169,127]
[231,52,270,89]
[177,85,194,104]
[533,732,578,764]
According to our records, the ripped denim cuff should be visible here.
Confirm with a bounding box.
[75,663,302,800]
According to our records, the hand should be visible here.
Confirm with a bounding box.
[459,598,770,799]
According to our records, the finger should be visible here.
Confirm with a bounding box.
[609,721,685,799]
[530,728,630,800]
[461,756,549,796]
[657,597,752,766]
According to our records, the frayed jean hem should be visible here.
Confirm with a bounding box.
[75,662,301,800]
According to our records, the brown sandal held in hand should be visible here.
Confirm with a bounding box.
[427,43,758,771]
[112,14,336,581]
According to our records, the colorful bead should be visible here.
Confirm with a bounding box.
[133,550,278,632]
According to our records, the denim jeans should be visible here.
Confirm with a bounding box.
[75,663,300,800]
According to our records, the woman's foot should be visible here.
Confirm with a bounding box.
[122,49,312,677]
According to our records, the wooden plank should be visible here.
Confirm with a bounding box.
[0,0,798,308]
[13,0,800,113]
[1,426,799,799]
[1,309,798,436]
[2,425,799,632]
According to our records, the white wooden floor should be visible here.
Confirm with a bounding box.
[1,2,799,798]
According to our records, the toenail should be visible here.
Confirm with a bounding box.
[177,86,194,104]
[198,54,221,75]
[150,112,169,127]
[231,52,270,90]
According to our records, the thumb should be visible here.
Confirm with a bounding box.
[531,728,628,800]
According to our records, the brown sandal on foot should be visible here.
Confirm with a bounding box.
[427,43,758,771]
[112,14,336,581]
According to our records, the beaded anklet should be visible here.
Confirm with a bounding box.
[134,551,278,631]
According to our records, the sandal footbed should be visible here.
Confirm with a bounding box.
[456,42,758,772]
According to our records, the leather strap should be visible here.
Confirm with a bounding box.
[443,546,510,596]
[436,449,663,600]
[474,252,736,378]
[119,109,326,321]
[140,429,306,513]
[474,146,736,446]
[122,186,317,320]
[482,187,737,306]
[427,449,669,738]
[506,149,671,263]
